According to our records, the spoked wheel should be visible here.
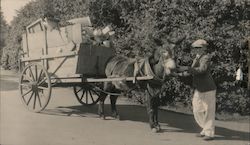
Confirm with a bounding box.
[73,83,101,106]
[19,63,51,112]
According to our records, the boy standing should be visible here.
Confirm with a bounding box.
[179,39,217,141]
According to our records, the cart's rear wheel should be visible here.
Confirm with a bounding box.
[73,84,101,106]
[19,63,51,112]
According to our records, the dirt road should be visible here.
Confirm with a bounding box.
[0,70,249,145]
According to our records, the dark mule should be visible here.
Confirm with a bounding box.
[98,46,176,132]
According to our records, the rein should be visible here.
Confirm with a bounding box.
[89,81,138,96]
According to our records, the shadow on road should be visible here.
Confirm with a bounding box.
[0,79,18,91]
[42,104,250,142]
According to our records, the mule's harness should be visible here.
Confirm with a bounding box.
[97,57,166,97]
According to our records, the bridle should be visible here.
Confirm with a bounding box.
[159,50,175,77]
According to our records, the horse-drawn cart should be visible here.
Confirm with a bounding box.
[19,17,153,112]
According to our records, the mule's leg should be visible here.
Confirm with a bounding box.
[110,95,120,120]
[146,91,155,130]
[146,85,161,132]
[152,97,161,131]
[98,93,107,120]
[99,82,113,119]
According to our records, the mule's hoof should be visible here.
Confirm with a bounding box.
[115,115,121,120]
[111,113,120,120]
[151,128,158,133]
[156,125,161,132]
[110,115,120,120]
[99,115,106,120]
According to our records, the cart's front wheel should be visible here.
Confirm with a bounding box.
[73,84,100,106]
[19,63,51,112]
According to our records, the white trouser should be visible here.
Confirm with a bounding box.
[192,89,216,137]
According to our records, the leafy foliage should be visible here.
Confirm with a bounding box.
[110,0,249,115]
[0,10,9,63]
[2,0,250,114]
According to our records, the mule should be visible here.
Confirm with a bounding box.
[98,45,176,132]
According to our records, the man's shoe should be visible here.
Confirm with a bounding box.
[196,134,205,137]
[203,136,214,141]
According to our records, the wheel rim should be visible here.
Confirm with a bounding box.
[73,84,100,106]
[19,63,51,112]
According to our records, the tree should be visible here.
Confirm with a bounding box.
[0,10,9,63]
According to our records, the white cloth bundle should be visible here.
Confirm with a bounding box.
[236,67,243,81]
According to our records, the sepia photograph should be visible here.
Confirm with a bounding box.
[0,0,249,145]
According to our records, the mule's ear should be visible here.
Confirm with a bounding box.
[161,44,167,49]
[151,48,160,63]
[162,43,175,50]
[169,43,175,57]
[169,43,176,50]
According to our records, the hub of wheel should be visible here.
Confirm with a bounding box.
[31,82,38,92]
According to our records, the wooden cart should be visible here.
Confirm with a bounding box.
[19,17,153,112]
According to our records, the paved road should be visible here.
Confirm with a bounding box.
[0,70,249,145]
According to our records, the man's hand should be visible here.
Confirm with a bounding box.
[170,72,179,77]
[177,71,190,77]
[182,71,190,76]
[177,66,189,72]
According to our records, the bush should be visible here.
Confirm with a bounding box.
[111,0,249,115]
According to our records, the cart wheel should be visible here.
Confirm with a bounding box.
[19,63,51,112]
[73,84,100,106]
